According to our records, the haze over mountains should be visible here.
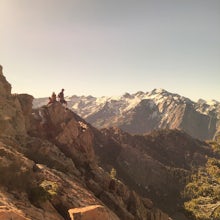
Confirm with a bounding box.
[34,89,220,141]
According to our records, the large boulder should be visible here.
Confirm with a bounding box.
[29,103,95,165]
[68,205,119,220]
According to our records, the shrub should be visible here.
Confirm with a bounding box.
[183,156,220,220]
[212,206,220,220]
[40,180,58,197]
[28,180,58,206]
[110,167,117,179]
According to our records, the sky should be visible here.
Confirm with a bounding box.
[1,0,220,101]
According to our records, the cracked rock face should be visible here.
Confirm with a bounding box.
[0,66,33,137]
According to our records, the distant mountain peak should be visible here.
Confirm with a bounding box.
[151,88,168,94]
[197,98,219,106]
[33,88,220,140]
[122,92,133,99]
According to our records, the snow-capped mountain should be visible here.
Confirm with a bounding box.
[33,89,220,140]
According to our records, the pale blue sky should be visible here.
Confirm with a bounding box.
[1,0,220,101]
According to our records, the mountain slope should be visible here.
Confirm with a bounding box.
[3,65,220,220]
[0,65,171,220]
[92,126,217,218]
[34,89,220,140]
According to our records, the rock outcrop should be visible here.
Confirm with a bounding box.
[0,66,172,220]
[68,205,119,220]
[0,65,33,137]
[0,65,11,96]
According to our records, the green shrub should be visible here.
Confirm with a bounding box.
[207,140,220,154]
[110,167,117,179]
[212,206,220,220]
[183,157,220,220]
[40,180,58,197]
[28,180,58,206]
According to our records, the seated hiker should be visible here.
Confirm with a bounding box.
[51,92,57,102]
[58,88,67,107]
[47,97,53,105]
[47,92,57,105]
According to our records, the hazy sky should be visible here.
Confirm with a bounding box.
[1,0,220,101]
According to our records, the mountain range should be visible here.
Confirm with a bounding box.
[2,65,220,220]
[34,89,220,140]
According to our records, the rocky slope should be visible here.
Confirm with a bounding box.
[33,89,220,141]
[0,65,171,220]
[92,126,219,219]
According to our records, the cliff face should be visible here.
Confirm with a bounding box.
[0,66,171,220]
[0,66,33,137]
[179,103,212,140]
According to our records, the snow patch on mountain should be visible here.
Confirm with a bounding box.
[33,88,220,140]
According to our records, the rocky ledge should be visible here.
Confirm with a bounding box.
[0,65,171,219]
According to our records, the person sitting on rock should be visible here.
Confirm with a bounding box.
[51,92,57,102]
[58,88,67,107]
[47,92,57,105]
[47,97,53,105]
